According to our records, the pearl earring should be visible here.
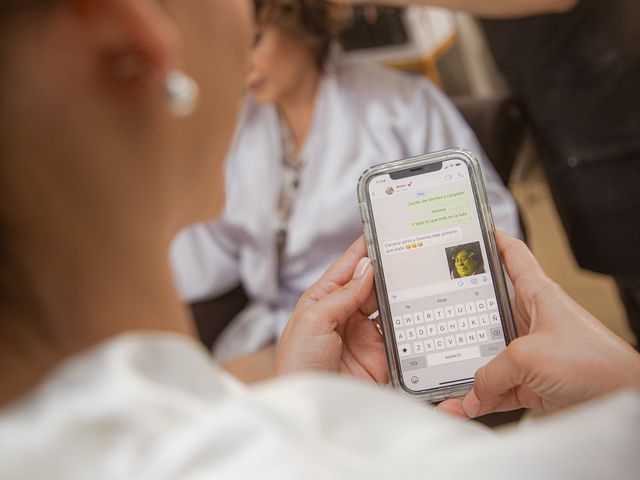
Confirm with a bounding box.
[165,70,200,117]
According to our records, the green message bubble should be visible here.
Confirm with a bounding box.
[406,190,472,233]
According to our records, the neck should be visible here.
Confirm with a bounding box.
[277,66,321,153]
[0,208,194,409]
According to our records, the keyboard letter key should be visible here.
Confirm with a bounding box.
[406,327,416,340]
[487,297,498,310]
[477,329,488,342]
[403,314,413,326]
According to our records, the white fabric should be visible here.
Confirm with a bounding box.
[170,56,522,360]
[1,334,638,480]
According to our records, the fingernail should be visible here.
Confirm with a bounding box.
[353,258,372,279]
[462,392,482,418]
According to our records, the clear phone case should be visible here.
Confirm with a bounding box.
[357,149,517,403]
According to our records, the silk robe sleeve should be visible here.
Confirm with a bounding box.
[170,217,242,302]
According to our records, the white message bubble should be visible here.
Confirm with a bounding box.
[383,227,463,256]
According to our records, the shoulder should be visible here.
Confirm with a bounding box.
[8,334,235,410]
[329,56,450,116]
[0,334,242,477]
[332,56,422,100]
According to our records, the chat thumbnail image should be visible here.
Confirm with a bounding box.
[446,242,485,279]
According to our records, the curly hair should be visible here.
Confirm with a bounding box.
[254,0,343,69]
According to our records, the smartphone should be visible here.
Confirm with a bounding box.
[357,149,517,402]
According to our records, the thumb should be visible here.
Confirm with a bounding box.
[309,258,373,334]
[462,345,526,418]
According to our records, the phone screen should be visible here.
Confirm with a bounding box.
[367,159,508,393]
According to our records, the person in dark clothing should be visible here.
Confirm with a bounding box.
[480,0,640,346]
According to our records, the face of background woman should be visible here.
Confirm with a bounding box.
[246,26,318,105]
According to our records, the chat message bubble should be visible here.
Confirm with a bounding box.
[406,190,471,233]
[383,227,463,255]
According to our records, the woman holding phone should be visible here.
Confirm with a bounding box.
[0,1,638,478]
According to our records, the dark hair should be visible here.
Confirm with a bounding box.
[253,0,342,69]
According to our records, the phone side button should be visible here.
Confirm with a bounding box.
[401,356,427,371]
[358,203,368,222]
[362,222,370,238]
[426,346,480,367]
[363,225,377,259]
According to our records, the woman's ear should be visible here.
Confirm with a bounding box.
[72,0,181,82]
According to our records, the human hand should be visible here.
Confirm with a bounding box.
[439,232,640,418]
[275,237,389,383]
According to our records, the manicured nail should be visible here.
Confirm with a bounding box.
[462,392,482,418]
[353,257,372,279]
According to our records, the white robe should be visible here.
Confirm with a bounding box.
[171,57,522,360]
[1,334,638,480]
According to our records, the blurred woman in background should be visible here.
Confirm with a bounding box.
[171,0,521,362]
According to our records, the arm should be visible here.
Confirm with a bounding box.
[330,0,579,18]
[170,219,243,302]
[221,345,277,384]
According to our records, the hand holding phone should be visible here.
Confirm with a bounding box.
[276,237,389,383]
[358,149,517,402]
[438,232,640,417]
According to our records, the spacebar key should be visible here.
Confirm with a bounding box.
[427,346,481,366]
